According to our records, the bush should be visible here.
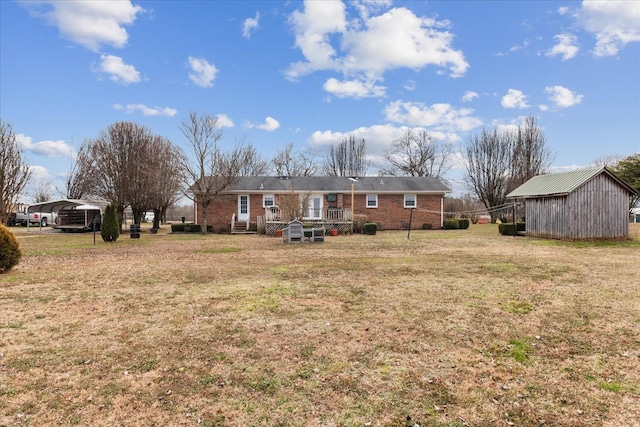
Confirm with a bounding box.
[0,224,21,273]
[458,219,470,229]
[443,218,459,229]
[362,223,377,235]
[101,204,120,242]
[499,222,526,235]
[170,223,214,233]
[422,223,433,230]
[352,214,368,234]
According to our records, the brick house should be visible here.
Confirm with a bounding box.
[192,176,451,233]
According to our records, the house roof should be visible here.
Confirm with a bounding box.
[507,167,638,198]
[219,176,451,194]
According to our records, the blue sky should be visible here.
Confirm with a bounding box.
[1,0,639,201]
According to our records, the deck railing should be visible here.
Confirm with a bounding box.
[264,207,352,222]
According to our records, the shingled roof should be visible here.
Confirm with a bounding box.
[222,176,451,193]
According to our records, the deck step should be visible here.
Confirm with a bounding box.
[231,221,255,234]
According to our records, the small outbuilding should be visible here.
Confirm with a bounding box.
[507,167,638,240]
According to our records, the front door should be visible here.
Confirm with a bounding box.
[307,195,323,220]
[238,195,249,221]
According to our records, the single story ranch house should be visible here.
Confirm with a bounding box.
[192,176,451,234]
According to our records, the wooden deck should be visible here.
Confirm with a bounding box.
[258,207,353,236]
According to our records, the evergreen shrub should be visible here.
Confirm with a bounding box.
[363,223,377,235]
[458,219,470,229]
[170,223,214,233]
[0,224,21,273]
[443,218,459,229]
[101,204,120,242]
[499,222,526,235]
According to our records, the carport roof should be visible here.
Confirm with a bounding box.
[25,199,109,213]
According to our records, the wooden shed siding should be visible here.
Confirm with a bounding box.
[525,173,629,239]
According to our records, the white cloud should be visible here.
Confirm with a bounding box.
[215,114,234,128]
[462,91,478,102]
[242,12,260,38]
[383,100,482,132]
[546,33,580,60]
[29,165,51,183]
[114,103,177,117]
[575,1,640,57]
[403,80,416,91]
[308,124,404,159]
[501,89,530,109]
[287,0,347,79]
[188,56,218,88]
[287,1,469,92]
[323,77,386,98]
[93,54,141,84]
[253,117,280,132]
[352,0,393,20]
[545,85,584,108]
[509,38,532,53]
[308,123,464,166]
[16,134,74,158]
[22,0,144,52]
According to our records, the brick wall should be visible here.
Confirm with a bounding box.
[350,194,442,229]
[197,192,443,230]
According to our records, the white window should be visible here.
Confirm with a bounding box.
[366,194,378,208]
[404,194,416,208]
[263,194,275,207]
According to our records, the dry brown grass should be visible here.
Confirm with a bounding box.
[1,224,639,426]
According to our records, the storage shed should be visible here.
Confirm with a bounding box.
[507,167,638,240]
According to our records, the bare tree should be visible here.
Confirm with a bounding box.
[508,116,554,192]
[83,121,154,228]
[273,143,319,177]
[465,117,554,222]
[592,154,623,168]
[323,135,370,177]
[29,178,53,203]
[62,143,93,199]
[277,187,311,222]
[145,135,184,229]
[237,141,270,176]
[381,129,453,178]
[179,111,254,234]
[0,120,32,224]
[464,127,512,222]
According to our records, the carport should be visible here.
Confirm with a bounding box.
[25,199,108,232]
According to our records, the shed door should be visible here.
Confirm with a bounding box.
[238,195,249,221]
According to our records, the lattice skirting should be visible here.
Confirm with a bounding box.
[264,221,353,236]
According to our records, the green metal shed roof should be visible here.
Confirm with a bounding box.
[507,167,636,198]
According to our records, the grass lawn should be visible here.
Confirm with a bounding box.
[1,224,639,426]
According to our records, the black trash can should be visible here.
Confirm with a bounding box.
[130,224,141,239]
[181,216,186,223]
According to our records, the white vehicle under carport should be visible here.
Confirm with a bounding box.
[15,209,56,227]
[20,199,108,232]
